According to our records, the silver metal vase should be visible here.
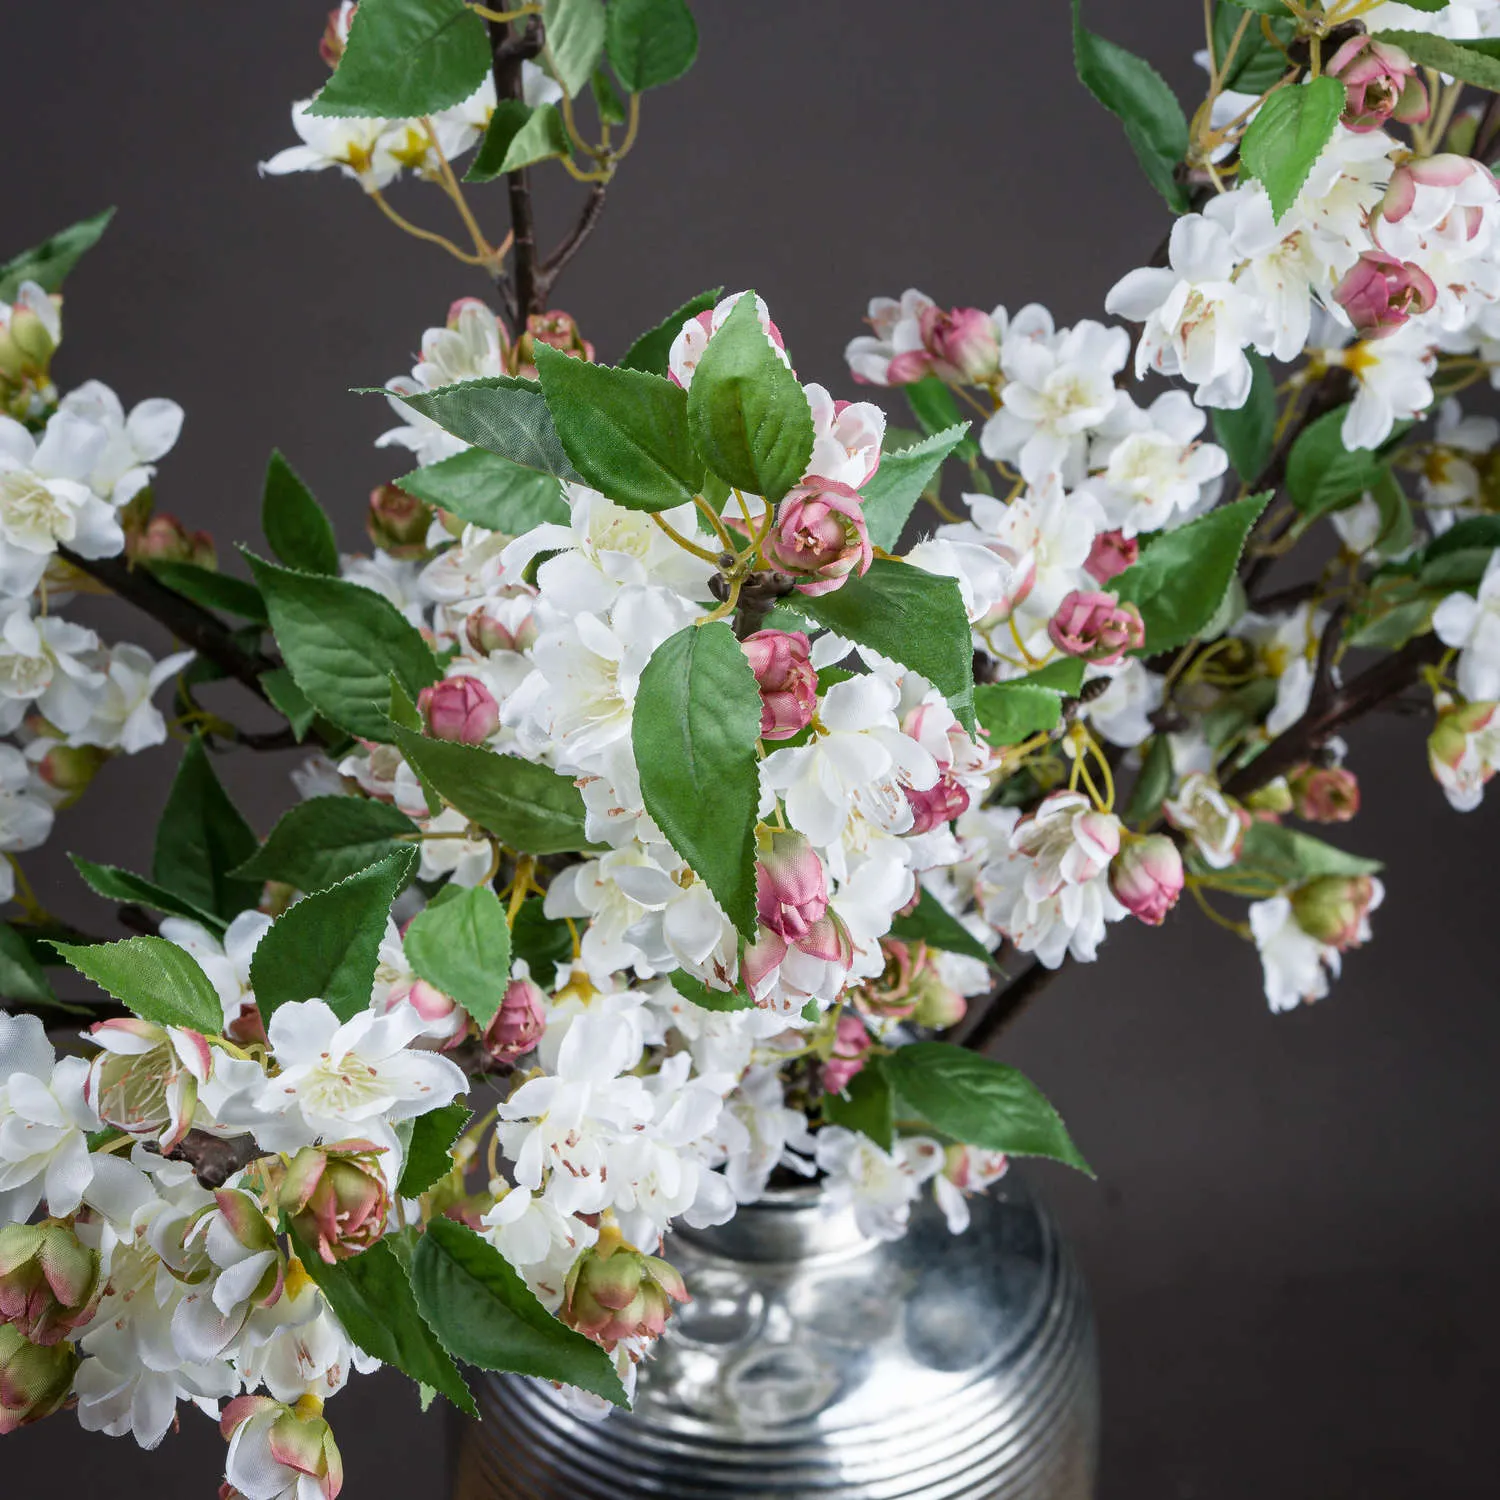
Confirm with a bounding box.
[456,1173,1099,1499]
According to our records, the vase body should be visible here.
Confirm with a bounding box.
[455,1173,1098,1499]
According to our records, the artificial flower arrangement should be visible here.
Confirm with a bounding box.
[4,0,1500,1492]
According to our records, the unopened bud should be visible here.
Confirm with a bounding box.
[417,675,500,745]
[0,1222,100,1346]
[481,976,547,1063]
[562,1237,688,1350]
[366,484,432,558]
[1291,875,1382,951]
[1109,833,1184,926]
[740,629,817,740]
[0,1324,77,1433]
[1289,764,1360,823]
[821,1012,872,1094]
[279,1143,390,1264]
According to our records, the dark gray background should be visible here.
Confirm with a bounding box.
[8,2,1499,1494]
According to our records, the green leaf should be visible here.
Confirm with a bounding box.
[1224,0,1293,14]
[668,969,751,1012]
[974,682,1062,746]
[50,937,224,1034]
[591,68,627,125]
[389,724,597,855]
[1286,405,1393,517]
[1348,594,1433,651]
[291,1231,477,1418]
[686,294,814,505]
[1112,492,1270,653]
[0,923,57,1008]
[1124,734,1174,826]
[394,447,567,535]
[1211,351,1276,483]
[249,849,416,1022]
[1213,3,1295,94]
[889,888,997,970]
[404,885,512,1027]
[511,897,575,983]
[1239,75,1346,222]
[904,378,979,461]
[0,208,115,302]
[259,668,318,741]
[307,0,490,119]
[411,1217,628,1405]
[248,552,440,742]
[797,558,976,735]
[147,561,268,624]
[859,424,968,551]
[153,736,261,922]
[884,1043,1092,1174]
[1071,0,1190,211]
[633,622,762,937]
[823,1057,893,1152]
[397,1101,471,1198]
[70,855,225,933]
[534,344,705,512]
[1368,470,1415,559]
[1374,31,1500,92]
[619,288,722,376]
[606,0,698,92]
[1235,822,1382,885]
[541,0,607,97]
[465,100,572,181]
[383,377,582,483]
[1020,657,1087,695]
[262,451,339,577]
[233,797,418,894]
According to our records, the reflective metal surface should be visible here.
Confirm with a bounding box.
[457,1174,1098,1498]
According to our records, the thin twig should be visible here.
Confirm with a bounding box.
[958,959,1060,1054]
[489,15,546,323]
[540,182,607,287]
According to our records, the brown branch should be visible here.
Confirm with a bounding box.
[958,957,1061,1053]
[489,15,546,324]
[539,182,607,292]
[151,1129,268,1190]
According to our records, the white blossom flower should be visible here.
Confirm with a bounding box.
[57,380,184,506]
[813,1127,944,1241]
[1249,896,1343,1012]
[1434,551,1500,701]
[0,602,103,734]
[68,643,195,753]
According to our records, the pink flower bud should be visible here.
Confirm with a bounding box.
[366,484,432,558]
[755,830,829,941]
[1379,153,1484,225]
[917,304,1000,383]
[562,1241,688,1349]
[0,1324,77,1434]
[1109,833,1184,926]
[1328,36,1430,132]
[1289,764,1360,823]
[821,1012,873,1094]
[1047,590,1145,665]
[1333,251,1437,336]
[31,739,106,806]
[513,310,594,378]
[466,603,536,656]
[741,629,817,740]
[903,774,971,834]
[765,478,873,598]
[0,1223,100,1346]
[319,5,353,67]
[1291,875,1383,951]
[129,513,216,568]
[1084,529,1138,584]
[279,1142,390,1264]
[417,675,499,745]
[481,976,547,1063]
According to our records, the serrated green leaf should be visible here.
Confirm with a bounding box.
[1235,821,1382,885]
[404,885,511,1027]
[1071,0,1190,211]
[153,736,261,922]
[1239,76,1346,222]
[618,288,721,376]
[541,0,607,97]
[884,1043,1092,1174]
[465,101,571,182]
[249,551,440,742]
[889,888,998,970]
[389,724,596,855]
[633,622,762,937]
[147,561,268,624]
[1124,734,1174,826]
[904,378,979,461]
[308,0,490,119]
[0,208,115,302]
[1212,3,1295,94]
[973,682,1062,746]
[1286,405,1392,516]
[0,923,57,1008]
[823,1056,893,1151]
[534,344,705,512]
[797,558,976,735]
[291,1230,477,1417]
[859,424,968,551]
[1212,350,1276,483]
[397,1101,471,1198]
[262,451,339,577]
[1111,492,1270,653]
[70,855,225,933]
[50,937,224,1034]
[233,797,418,894]
[668,969,751,1012]
[606,0,698,92]
[411,1217,628,1405]
[687,294,814,505]
[394,447,567,535]
[382,377,582,482]
[259,668,318,741]
[250,849,416,1022]
[1020,657,1087,694]
[1374,30,1500,92]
